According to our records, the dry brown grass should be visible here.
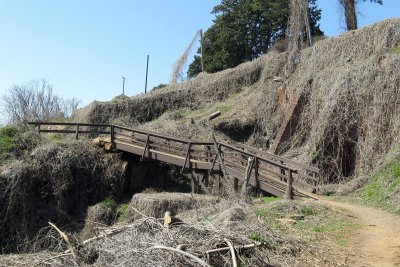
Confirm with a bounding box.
[0,140,125,253]
[74,19,400,187]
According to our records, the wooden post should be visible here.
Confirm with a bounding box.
[75,124,79,140]
[254,157,259,188]
[234,177,239,191]
[110,125,115,148]
[313,172,318,193]
[190,171,200,193]
[241,157,254,197]
[37,124,41,134]
[285,170,293,200]
[280,160,286,181]
[182,142,191,173]
[204,171,209,187]
[214,173,221,194]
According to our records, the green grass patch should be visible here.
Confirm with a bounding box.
[248,232,271,248]
[357,161,400,214]
[392,45,400,54]
[0,126,20,159]
[392,162,400,179]
[312,219,353,233]
[255,200,355,244]
[98,197,117,210]
[117,204,129,221]
[219,106,229,113]
[172,109,186,120]
[48,133,63,141]
[300,206,315,215]
[260,196,280,204]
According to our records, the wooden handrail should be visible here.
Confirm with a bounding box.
[233,143,319,173]
[28,121,320,197]
[28,121,111,127]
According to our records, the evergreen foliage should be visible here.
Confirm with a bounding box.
[188,0,323,78]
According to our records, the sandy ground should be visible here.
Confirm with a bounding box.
[320,198,400,267]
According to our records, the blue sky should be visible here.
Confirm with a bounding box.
[0,0,399,124]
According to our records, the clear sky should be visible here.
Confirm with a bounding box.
[0,0,399,124]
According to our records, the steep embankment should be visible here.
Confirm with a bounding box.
[76,19,400,185]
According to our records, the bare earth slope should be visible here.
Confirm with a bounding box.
[320,198,400,267]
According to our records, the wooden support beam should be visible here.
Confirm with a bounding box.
[141,134,150,160]
[182,142,191,172]
[285,170,293,200]
[75,124,79,140]
[196,171,211,195]
[214,173,221,194]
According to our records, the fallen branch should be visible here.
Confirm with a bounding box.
[205,242,260,254]
[224,239,238,267]
[150,245,211,267]
[48,222,80,265]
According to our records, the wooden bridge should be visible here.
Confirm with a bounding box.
[28,122,320,199]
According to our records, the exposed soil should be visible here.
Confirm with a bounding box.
[320,198,400,267]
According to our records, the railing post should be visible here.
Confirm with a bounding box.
[215,173,221,194]
[75,124,79,140]
[182,142,191,172]
[313,172,318,193]
[37,124,41,134]
[110,125,115,148]
[285,170,293,200]
[141,134,150,160]
[255,157,260,188]
[280,160,286,181]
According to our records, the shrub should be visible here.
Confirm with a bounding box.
[300,206,315,215]
[98,197,117,210]
[117,204,129,222]
[0,126,19,158]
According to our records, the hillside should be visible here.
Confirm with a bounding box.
[76,19,400,185]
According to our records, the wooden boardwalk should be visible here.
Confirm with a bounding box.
[29,122,320,198]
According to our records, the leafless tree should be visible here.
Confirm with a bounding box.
[1,79,80,124]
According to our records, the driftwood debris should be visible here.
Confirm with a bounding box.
[205,242,261,254]
[48,222,81,265]
[149,245,211,267]
[224,239,238,267]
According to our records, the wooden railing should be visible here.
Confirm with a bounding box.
[28,122,320,198]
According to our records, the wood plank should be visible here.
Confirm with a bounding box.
[115,141,212,170]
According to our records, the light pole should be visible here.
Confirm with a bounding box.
[122,77,125,95]
[145,55,149,93]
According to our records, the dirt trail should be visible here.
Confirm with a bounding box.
[320,198,400,267]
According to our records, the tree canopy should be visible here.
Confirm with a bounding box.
[188,0,323,78]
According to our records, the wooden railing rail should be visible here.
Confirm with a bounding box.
[28,121,320,198]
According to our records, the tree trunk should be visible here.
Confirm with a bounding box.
[343,0,357,30]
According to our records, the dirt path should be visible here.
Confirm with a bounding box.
[319,198,400,267]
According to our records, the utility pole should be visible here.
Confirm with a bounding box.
[200,29,204,73]
[145,54,149,93]
[122,77,125,95]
